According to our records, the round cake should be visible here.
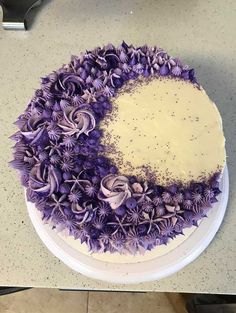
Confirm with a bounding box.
[10,42,226,255]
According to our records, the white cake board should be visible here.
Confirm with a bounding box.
[26,167,229,284]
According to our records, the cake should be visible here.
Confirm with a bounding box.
[10,42,226,255]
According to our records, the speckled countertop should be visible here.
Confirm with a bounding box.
[0,0,236,294]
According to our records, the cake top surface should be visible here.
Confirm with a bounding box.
[101,77,225,185]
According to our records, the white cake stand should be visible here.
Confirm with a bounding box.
[26,167,229,284]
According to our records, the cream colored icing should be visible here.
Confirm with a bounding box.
[58,225,197,264]
[101,78,226,185]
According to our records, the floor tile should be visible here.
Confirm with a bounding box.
[88,291,176,313]
[0,288,88,313]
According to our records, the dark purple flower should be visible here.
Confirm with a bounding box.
[155,205,166,217]
[85,184,98,197]
[162,191,172,204]
[183,199,193,210]
[51,210,65,226]
[142,201,154,213]
[65,172,91,192]
[145,230,160,247]
[159,64,169,76]
[126,228,144,254]
[153,196,163,206]
[59,183,71,194]
[192,192,203,204]
[159,219,175,236]
[47,193,69,216]
[38,151,49,162]
[173,193,184,204]
[114,205,126,217]
[111,232,126,251]
[52,73,84,96]
[125,197,137,209]
[68,189,82,203]
[98,202,111,217]
[20,114,46,143]
[92,216,105,230]
[61,213,80,231]
[62,135,77,148]
[50,154,60,165]
[28,163,62,196]
[204,188,215,200]
[99,227,112,245]
[60,99,70,110]
[92,78,103,90]
[172,65,182,76]
[62,148,75,160]
[60,158,74,172]
[127,206,143,224]
[52,111,63,121]
[47,124,61,141]
[58,106,96,138]
[72,95,84,106]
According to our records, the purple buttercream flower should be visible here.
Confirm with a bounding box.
[127,207,143,224]
[153,196,163,206]
[65,172,91,192]
[52,73,83,96]
[126,228,144,254]
[50,154,61,165]
[47,193,69,215]
[103,85,115,97]
[52,111,63,121]
[92,216,105,230]
[192,192,203,204]
[111,232,126,251]
[172,65,182,76]
[47,124,61,141]
[85,184,98,197]
[38,151,49,162]
[204,188,215,200]
[60,157,74,172]
[20,114,46,143]
[142,201,154,213]
[183,199,193,210]
[98,174,132,209]
[132,182,153,203]
[58,106,96,138]
[62,135,77,148]
[98,202,111,217]
[28,163,62,196]
[60,99,70,110]
[173,193,184,204]
[159,64,169,76]
[72,95,84,106]
[68,189,82,203]
[159,219,175,236]
[92,78,103,90]
[119,50,128,63]
[62,148,75,160]
[162,191,172,204]
[155,205,166,217]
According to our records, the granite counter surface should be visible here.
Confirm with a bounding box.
[0,0,235,293]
